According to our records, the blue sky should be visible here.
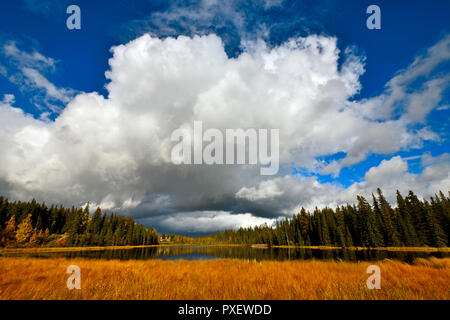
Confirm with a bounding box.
[0,0,449,234]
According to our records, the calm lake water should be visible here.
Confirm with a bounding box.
[2,245,449,263]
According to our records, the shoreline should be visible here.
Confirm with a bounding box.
[0,244,449,254]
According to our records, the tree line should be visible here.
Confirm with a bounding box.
[0,197,159,247]
[211,189,450,248]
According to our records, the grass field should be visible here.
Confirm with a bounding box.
[0,257,449,300]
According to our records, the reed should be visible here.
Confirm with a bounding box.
[0,257,448,300]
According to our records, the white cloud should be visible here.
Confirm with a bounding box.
[1,42,74,113]
[236,180,283,201]
[122,0,263,45]
[21,67,73,104]
[238,154,450,215]
[346,154,450,204]
[155,211,275,233]
[364,156,408,186]
[0,33,448,233]
[333,35,450,173]
[2,94,15,105]
[3,42,56,71]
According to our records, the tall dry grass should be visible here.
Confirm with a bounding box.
[0,257,448,300]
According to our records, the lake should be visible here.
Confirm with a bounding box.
[1,245,449,263]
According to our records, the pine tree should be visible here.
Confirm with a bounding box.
[67,209,83,245]
[423,201,447,247]
[357,196,384,247]
[298,208,310,242]
[432,193,450,244]
[406,191,430,245]
[87,207,103,235]
[317,209,331,246]
[335,207,349,247]
[344,226,354,247]
[396,191,420,246]
[376,188,401,246]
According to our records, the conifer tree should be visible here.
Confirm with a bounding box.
[423,201,447,247]
[344,226,354,247]
[376,188,401,246]
[396,190,420,246]
[432,193,450,243]
[88,207,103,234]
[406,191,430,245]
[357,196,384,247]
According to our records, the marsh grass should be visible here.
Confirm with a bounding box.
[0,257,448,300]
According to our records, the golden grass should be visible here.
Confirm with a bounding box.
[413,257,450,269]
[0,257,449,300]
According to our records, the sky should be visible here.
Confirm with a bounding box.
[0,0,449,235]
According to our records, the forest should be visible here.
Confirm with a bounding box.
[0,197,159,247]
[0,189,449,248]
[211,189,450,248]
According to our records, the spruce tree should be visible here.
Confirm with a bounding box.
[357,196,384,247]
[423,201,447,247]
[376,188,401,246]
[396,191,420,246]
[406,191,429,245]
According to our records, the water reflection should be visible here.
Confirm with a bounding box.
[1,245,448,263]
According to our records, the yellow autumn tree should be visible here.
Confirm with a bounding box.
[1,216,16,245]
[16,214,33,244]
[29,231,37,246]
[5,216,16,234]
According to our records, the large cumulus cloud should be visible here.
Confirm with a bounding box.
[0,33,448,234]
